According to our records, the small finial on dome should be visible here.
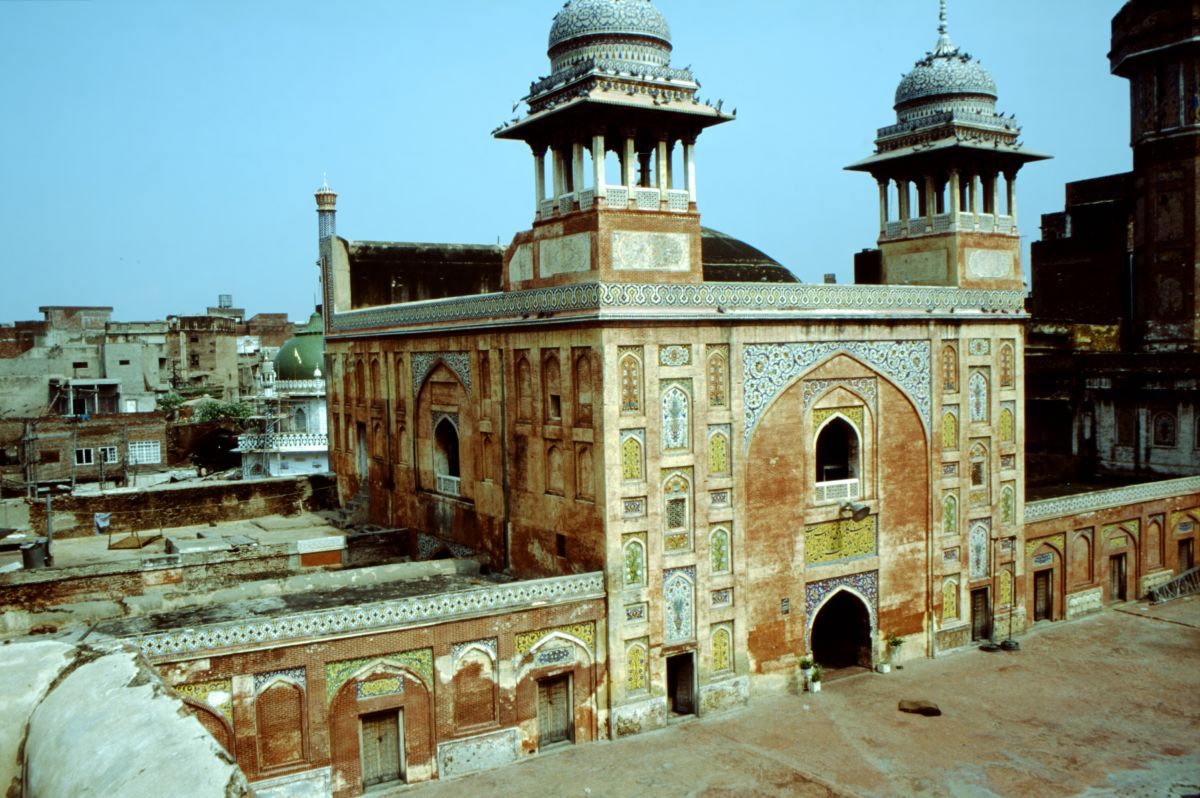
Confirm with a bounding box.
[934,0,956,56]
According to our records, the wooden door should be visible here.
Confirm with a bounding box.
[1034,570,1052,622]
[537,675,572,748]
[360,710,403,788]
[1109,554,1127,602]
[1180,539,1195,572]
[970,588,991,641]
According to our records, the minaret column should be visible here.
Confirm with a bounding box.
[552,147,565,203]
[898,179,910,233]
[969,173,979,215]
[315,180,338,240]
[877,179,889,233]
[624,136,637,190]
[533,147,547,218]
[1005,170,1018,222]
[925,174,937,222]
[989,170,1000,217]
[684,138,697,205]
[592,134,607,199]
[572,142,585,200]
[948,169,961,214]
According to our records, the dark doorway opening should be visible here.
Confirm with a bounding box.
[1033,570,1053,622]
[433,418,460,478]
[1179,538,1194,572]
[815,417,860,483]
[536,674,572,748]
[665,653,696,716]
[970,588,991,641]
[1109,553,1128,602]
[356,422,368,480]
[810,591,871,669]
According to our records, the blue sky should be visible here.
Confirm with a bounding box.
[0,0,1130,323]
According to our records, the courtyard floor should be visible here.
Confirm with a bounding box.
[402,597,1200,798]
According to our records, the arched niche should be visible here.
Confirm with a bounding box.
[181,699,234,755]
[415,364,473,500]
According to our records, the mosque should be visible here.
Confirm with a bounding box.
[115,1,1198,795]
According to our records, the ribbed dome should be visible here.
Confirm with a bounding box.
[894,8,997,120]
[274,312,324,381]
[548,0,671,51]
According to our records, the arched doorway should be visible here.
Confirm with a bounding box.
[810,590,872,669]
[815,417,860,484]
[434,419,460,478]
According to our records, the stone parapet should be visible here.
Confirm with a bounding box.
[1026,476,1200,522]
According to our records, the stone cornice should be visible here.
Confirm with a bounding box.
[1025,477,1200,523]
[131,572,606,660]
[327,282,1026,338]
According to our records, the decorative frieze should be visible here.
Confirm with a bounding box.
[411,351,472,395]
[133,572,604,659]
[1025,476,1200,522]
[328,282,1027,335]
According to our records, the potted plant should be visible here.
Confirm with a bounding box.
[808,663,823,693]
[887,633,905,668]
[799,653,814,683]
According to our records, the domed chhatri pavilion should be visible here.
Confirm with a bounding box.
[848,0,1048,289]
[236,312,330,479]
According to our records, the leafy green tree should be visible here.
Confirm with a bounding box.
[195,400,254,424]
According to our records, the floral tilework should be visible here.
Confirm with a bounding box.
[969,520,991,580]
[743,341,931,450]
[711,624,734,673]
[707,346,730,408]
[663,567,696,645]
[707,425,731,476]
[515,623,596,656]
[802,377,878,414]
[625,602,648,623]
[999,402,1015,443]
[619,348,643,414]
[623,497,647,518]
[968,339,991,357]
[942,578,959,622]
[711,588,733,608]
[253,668,305,695]
[813,407,865,437]
[661,380,692,452]
[412,352,472,396]
[175,679,233,722]
[659,344,692,368]
[968,370,990,423]
[943,492,959,536]
[623,533,647,588]
[325,649,433,704]
[806,572,879,646]
[942,407,960,450]
[625,638,649,694]
[710,525,732,574]
[620,430,645,482]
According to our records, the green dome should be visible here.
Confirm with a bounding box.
[274,312,325,381]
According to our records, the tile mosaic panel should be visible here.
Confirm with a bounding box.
[659,344,692,368]
[412,352,472,395]
[999,342,1016,387]
[710,525,732,574]
[1026,532,1066,557]
[623,497,647,518]
[534,646,575,667]
[1170,508,1199,533]
[743,341,931,450]
[707,425,731,476]
[711,624,734,673]
[711,588,733,608]
[1033,551,1054,567]
[968,369,990,423]
[325,649,433,703]
[942,344,959,392]
[968,338,991,357]
[999,402,1016,443]
[998,569,1014,607]
[1000,453,1016,471]
[942,462,959,477]
[710,489,731,508]
[622,533,647,588]
[942,578,959,621]
[944,547,960,563]
[452,638,498,663]
[942,407,960,450]
[625,602,648,623]
[707,345,730,408]
[253,667,305,695]
[943,491,959,535]
[1000,482,1016,526]
[805,516,877,566]
[969,520,991,580]
[802,377,878,414]
[174,679,233,722]
[515,622,596,656]
[618,347,643,414]
[813,407,865,437]
[663,567,696,645]
[625,639,649,694]
[620,430,645,482]
[356,676,404,700]
[660,380,692,452]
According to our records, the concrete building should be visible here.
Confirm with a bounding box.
[1028,0,1200,482]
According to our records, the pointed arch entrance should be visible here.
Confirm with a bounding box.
[810,590,872,669]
